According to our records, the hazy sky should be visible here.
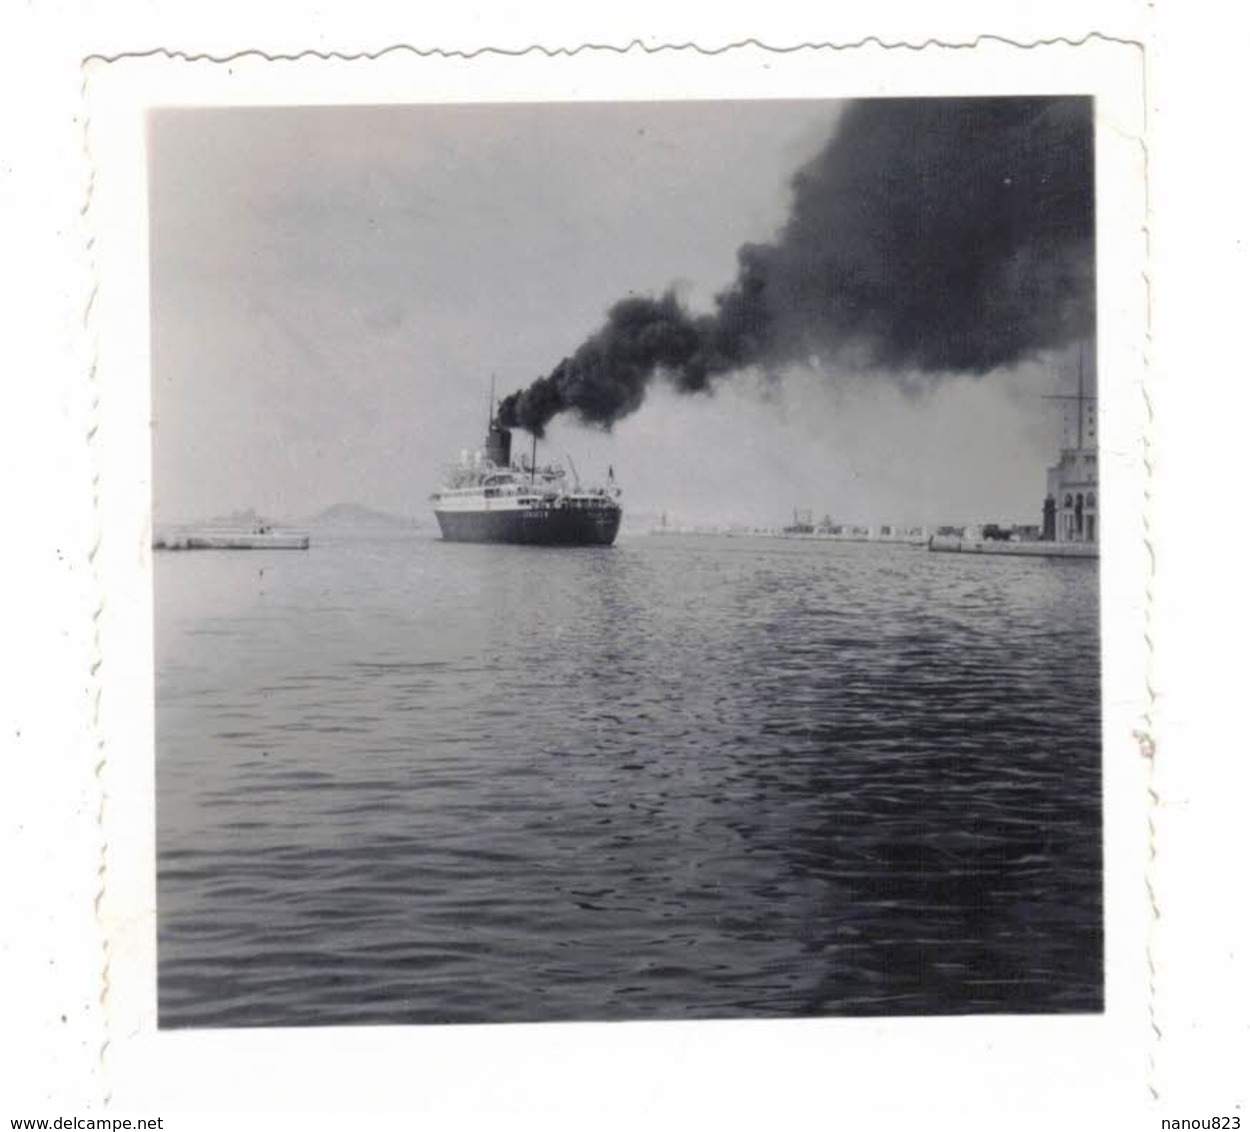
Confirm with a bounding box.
[150,100,1088,528]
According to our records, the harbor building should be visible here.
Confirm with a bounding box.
[930,357,1099,560]
[1042,362,1098,544]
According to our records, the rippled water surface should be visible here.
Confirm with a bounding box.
[157,531,1102,1026]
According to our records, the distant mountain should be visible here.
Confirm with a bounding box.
[303,503,418,530]
[202,507,278,528]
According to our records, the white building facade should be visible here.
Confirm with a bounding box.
[1042,369,1098,544]
[1045,449,1098,543]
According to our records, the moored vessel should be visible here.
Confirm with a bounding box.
[153,523,310,551]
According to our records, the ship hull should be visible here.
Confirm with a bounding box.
[435,503,621,546]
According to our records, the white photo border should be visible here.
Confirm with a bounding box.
[84,40,1150,1114]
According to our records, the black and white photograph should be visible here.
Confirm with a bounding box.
[149,95,1103,1029]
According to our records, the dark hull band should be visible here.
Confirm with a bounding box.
[435,504,622,546]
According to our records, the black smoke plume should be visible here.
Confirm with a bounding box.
[498,97,1093,437]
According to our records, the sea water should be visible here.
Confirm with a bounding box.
[156,530,1101,1026]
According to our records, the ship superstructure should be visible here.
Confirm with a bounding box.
[431,415,622,546]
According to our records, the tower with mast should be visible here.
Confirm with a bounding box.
[1041,347,1098,543]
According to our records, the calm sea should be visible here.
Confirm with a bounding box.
[156,530,1102,1027]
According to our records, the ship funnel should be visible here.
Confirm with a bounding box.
[485,419,512,467]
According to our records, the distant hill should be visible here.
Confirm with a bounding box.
[203,507,279,528]
[303,503,418,530]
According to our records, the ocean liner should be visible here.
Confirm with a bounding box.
[431,413,623,546]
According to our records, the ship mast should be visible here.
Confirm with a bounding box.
[1075,347,1086,452]
[1042,344,1096,450]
